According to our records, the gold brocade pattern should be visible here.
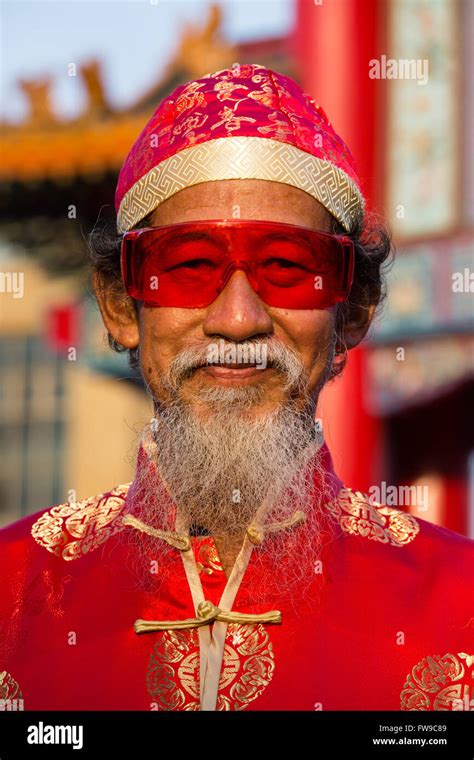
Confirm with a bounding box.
[401,653,474,711]
[0,569,72,659]
[175,83,207,114]
[31,484,131,561]
[326,488,420,546]
[117,136,363,234]
[146,623,275,710]
[196,540,224,575]
[0,671,22,701]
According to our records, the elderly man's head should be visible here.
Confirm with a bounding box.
[97,178,357,405]
[89,67,391,591]
[94,178,389,390]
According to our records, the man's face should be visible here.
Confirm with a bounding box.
[137,179,337,414]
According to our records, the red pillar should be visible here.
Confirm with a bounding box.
[294,0,386,491]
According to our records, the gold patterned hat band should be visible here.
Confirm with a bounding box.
[115,65,365,234]
[116,137,364,234]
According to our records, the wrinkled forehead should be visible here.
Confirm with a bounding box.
[146,179,335,233]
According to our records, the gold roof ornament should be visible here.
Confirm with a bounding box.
[0,5,239,184]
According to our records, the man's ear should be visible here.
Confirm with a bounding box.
[342,302,377,350]
[92,271,139,349]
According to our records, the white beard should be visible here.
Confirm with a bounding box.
[121,337,340,606]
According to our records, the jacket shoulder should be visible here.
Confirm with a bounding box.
[328,487,474,557]
[0,483,131,562]
[327,487,421,546]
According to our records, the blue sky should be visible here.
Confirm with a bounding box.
[1,0,294,122]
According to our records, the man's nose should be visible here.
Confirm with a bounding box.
[202,269,273,341]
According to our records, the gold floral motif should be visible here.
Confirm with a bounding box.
[196,540,224,575]
[175,82,206,114]
[326,488,420,546]
[147,630,195,710]
[0,569,72,660]
[0,671,22,702]
[401,653,474,711]
[146,623,275,710]
[31,484,131,561]
[170,113,209,144]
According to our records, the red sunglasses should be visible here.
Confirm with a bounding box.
[120,219,354,310]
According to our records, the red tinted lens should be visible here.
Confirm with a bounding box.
[121,221,354,309]
[136,230,225,305]
[249,229,353,308]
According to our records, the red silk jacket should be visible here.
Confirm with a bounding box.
[1,442,473,712]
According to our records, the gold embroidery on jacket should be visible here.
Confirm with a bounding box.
[0,569,72,659]
[196,540,224,575]
[0,671,23,705]
[146,623,274,710]
[326,488,420,546]
[401,653,474,711]
[31,484,130,561]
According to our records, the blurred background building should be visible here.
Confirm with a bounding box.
[0,0,473,534]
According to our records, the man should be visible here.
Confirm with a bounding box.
[1,65,472,712]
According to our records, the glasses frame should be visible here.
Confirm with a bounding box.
[120,219,355,310]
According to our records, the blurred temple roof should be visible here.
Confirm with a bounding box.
[0,5,293,189]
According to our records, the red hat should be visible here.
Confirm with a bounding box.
[115,64,364,234]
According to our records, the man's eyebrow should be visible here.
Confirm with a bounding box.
[164,230,222,244]
[259,232,312,246]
